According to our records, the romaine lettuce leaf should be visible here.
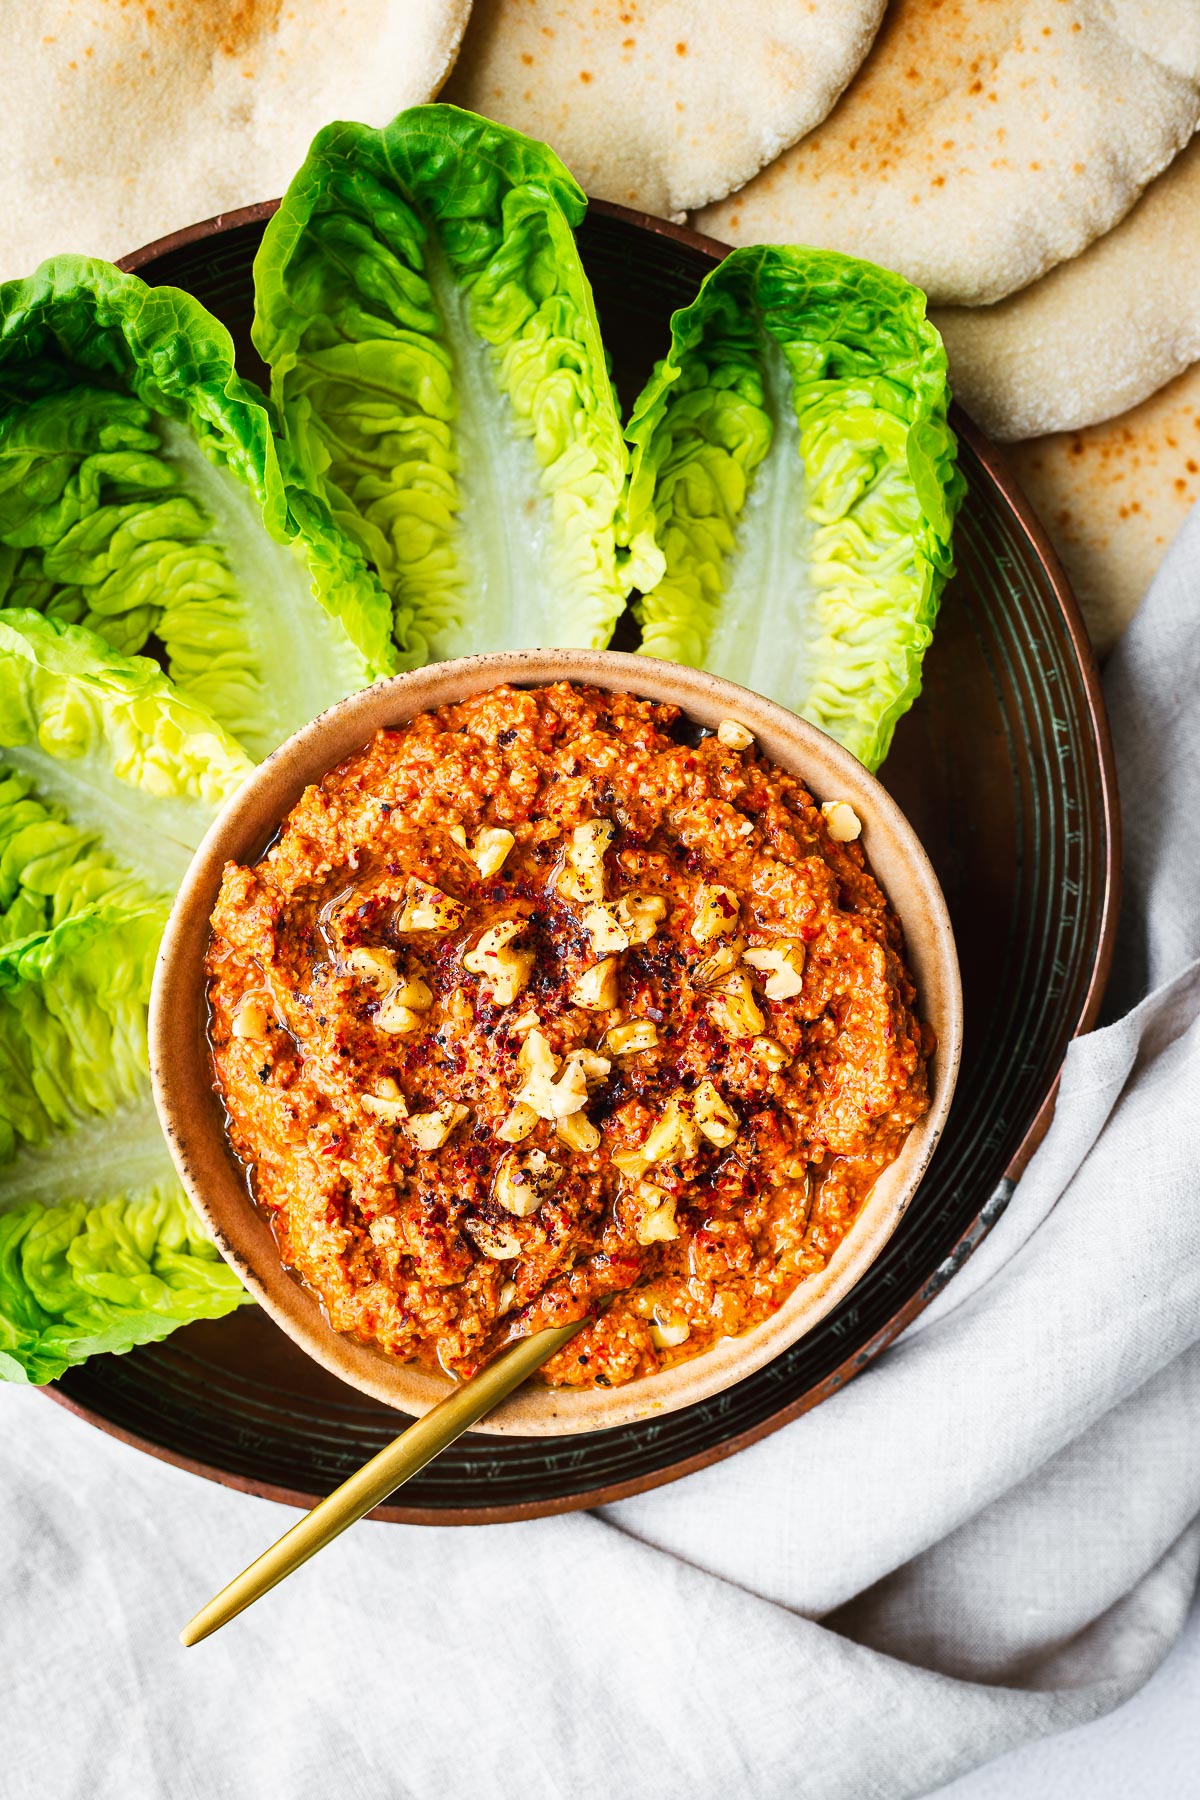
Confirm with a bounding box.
[0,608,253,897]
[252,104,652,664]
[0,904,247,1386]
[0,1186,245,1386]
[0,613,255,1382]
[0,257,396,760]
[0,1111,247,1386]
[0,903,165,1160]
[625,245,965,771]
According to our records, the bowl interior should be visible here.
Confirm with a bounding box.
[151,649,962,1435]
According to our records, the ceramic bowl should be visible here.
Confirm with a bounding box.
[149,648,962,1434]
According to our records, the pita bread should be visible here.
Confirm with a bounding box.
[699,0,1200,307]
[933,135,1200,441]
[1007,360,1200,656]
[0,1,472,276]
[442,0,886,219]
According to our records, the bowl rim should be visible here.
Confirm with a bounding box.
[149,648,963,1435]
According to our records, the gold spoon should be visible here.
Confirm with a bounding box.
[180,1317,586,1646]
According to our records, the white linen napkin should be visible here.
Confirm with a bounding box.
[3,509,1200,1800]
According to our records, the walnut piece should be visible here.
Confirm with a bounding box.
[602,1020,659,1055]
[557,819,615,905]
[361,1078,408,1123]
[693,1079,739,1148]
[821,800,863,843]
[231,993,272,1040]
[690,883,740,944]
[716,718,754,751]
[570,956,620,1011]
[406,1102,468,1150]
[494,1147,562,1217]
[463,917,533,1006]
[743,943,806,1001]
[396,878,466,932]
[708,969,766,1040]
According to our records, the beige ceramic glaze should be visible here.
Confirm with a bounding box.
[150,651,962,1435]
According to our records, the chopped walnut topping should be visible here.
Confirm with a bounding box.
[650,1315,690,1348]
[717,718,754,751]
[570,956,619,1011]
[556,1111,601,1154]
[396,877,466,932]
[615,892,667,944]
[743,943,806,1000]
[557,819,615,904]
[631,1183,679,1245]
[406,1102,468,1150]
[494,1147,562,1217]
[563,1046,612,1088]
[344,946,398,992]
[581,903,630,955]
[752,1036,792,1071]
[693,1079,739,1148]
[613,1095,701,1178]
[515,1030,603,1121]
[496,1100,539,1144]
[465,1217,521,1260]
[602,1020,659,1055]
[361,1077,408,1123]
[821,800,863,843]
[231,992,272,1040]
[690,883,740,944]
[694,936,746,988]
[471,827,516,879]
[375,974,433,1035]
[463,917,534,1006]
[707,969,765,1040]
[374,999,423,1036]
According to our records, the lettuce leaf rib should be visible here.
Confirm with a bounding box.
[626,245,964,771]
[253,104,650,664]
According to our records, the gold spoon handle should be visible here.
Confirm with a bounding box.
[180,1318,585,1647]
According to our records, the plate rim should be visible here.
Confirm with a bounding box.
[42,197,1120,1522]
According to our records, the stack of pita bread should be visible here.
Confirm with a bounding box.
[9,0,1199,652]
[449,0,1200,653]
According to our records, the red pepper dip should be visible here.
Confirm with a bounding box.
[206,682,932,1389]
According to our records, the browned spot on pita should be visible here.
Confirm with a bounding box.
[1008,361,1200,652]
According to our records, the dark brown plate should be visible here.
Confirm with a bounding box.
[47,201,1119,1521]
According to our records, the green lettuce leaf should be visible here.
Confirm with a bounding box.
[252,104,652,664]
[0,926,248,1386]
[0,608,253,902]
[625,245,965,771]
[0,257,396,760]
[0,614,255,1382]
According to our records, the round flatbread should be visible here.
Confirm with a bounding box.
[699,0,1200,307]
[933,136,1200,441]
[1008,360,1200,656]
[442,0,886,219]
[0,0,473,276]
